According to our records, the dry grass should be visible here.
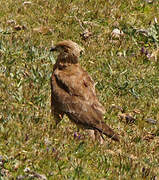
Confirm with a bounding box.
[0,0,159,179]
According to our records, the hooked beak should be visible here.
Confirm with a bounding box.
[50,45,57,52]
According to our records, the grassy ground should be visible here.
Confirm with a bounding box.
[0,0,159,179]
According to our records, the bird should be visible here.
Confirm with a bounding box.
[50,40,119,142]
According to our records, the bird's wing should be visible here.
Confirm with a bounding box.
[51,64,105,124]
[51,64,119,141]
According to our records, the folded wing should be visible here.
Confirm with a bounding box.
[51,64,119,141]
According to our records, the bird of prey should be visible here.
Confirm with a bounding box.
[50,40,119,142]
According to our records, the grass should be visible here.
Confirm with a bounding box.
[0,0,159,179]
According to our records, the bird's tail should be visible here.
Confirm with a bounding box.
[96,122,120,142]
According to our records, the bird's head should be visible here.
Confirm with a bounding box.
[50,40,84,63]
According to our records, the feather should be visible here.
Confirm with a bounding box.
[50,40,119,142]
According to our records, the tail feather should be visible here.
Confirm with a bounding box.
[96,122,120,142]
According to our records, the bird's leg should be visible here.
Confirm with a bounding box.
[88,130,104,144]
[94,130,105,144]
[51,96,64,126]
[54,113,63,125]
[51,108,64,127]
[87,129,96,141]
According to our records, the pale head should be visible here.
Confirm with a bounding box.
[50,40,84,58]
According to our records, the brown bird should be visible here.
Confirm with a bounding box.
[50,40,119,142]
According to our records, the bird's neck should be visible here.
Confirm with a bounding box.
[58,53,78,64]
[54,53,78,71]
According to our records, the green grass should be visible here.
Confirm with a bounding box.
[0,0,159,179]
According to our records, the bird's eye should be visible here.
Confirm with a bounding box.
[80,50,83,57]
[63,46,69,53]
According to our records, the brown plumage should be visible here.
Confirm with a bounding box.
[50,40,119,142]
